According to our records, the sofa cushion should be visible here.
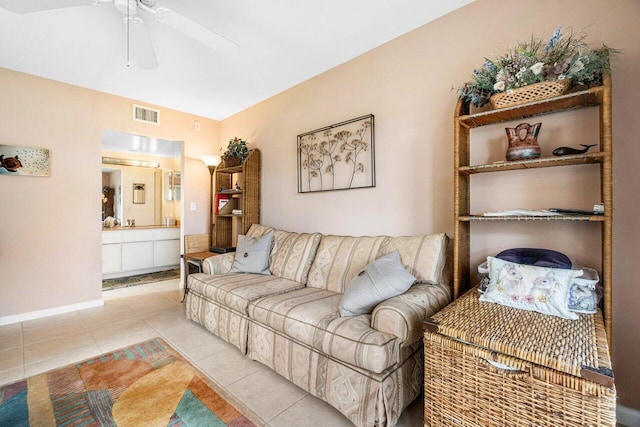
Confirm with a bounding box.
[379,233,449,285]
[307,235,390,293]
[371,282,452,346]
[230,231,274,275]
[202,253,235,275]
[187,273,304,314]
[269,230,322,285]
[248,287,399,373]
[339,251,416,317]
[245,224,275,239]
[246,225,321,285]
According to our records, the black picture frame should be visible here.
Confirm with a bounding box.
[297,114,375,193]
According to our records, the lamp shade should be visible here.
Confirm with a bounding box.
[202,155,221,167]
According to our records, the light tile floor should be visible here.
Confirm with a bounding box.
[0,279,423,426]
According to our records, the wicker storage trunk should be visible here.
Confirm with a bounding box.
[423,290,616,427]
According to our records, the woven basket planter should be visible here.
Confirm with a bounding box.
[222,156,242,168]
[490,80,571,109]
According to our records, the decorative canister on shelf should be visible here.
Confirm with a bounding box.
[505,122,542,161]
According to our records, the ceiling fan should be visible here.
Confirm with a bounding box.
[0,0,239,69]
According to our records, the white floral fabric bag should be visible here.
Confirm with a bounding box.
[479,256,582,320]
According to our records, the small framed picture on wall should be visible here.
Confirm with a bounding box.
[133,183,145,204]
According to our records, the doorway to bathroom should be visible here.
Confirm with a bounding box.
[101,130,184,281]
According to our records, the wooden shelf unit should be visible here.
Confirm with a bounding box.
[460,152,605,174]
[457,86,603,128]
[213,149,261,248]
[459,215,605,222]
[453,76,613,344]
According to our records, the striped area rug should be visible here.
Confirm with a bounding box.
[0,338,258,426]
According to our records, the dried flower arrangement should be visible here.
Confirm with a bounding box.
[457,28,617,108]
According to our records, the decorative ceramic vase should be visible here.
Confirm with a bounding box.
[505,122,542,161]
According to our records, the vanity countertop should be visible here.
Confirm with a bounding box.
[102,225,179,231]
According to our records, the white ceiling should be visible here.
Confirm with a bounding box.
[0,0,473,121]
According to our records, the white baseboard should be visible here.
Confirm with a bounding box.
[0,299,104,326]
[618,404,640,427]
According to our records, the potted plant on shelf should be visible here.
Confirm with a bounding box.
[457,27,617,110]
[221,137,249,167]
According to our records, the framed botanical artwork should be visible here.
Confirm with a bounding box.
[297,114,375,193]
[0,144,50,176]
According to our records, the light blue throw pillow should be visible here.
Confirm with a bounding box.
[340,251,416,317]
[230,230,273,275]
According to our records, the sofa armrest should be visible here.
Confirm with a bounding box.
[202,253,235,274]
[371,282,451,347]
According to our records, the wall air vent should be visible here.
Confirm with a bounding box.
[132,104,160,125]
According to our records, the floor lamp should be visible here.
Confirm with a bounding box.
[202,155,222,249]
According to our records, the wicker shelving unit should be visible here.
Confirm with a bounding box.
[453,76,613,344]
[213,149,261,248]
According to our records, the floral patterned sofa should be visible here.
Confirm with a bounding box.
[185,224,452,426]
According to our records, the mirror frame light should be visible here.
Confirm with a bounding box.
[102,157,160,168]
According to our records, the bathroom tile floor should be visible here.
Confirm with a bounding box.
[0,279,423,426]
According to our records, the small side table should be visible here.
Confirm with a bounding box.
[181,251,217,302]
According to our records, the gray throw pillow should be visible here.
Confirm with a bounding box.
[230,230,273,275]
[340,251,416,317]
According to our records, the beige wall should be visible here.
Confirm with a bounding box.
[119,165,156,225]
[221,0,640,409]
[0,68,220,319]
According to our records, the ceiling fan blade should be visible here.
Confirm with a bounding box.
[127,17,158,69]
[0,0,102,14]
[154,7,239,58]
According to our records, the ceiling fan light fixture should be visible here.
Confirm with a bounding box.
[126,16,159,69]
[124,16,144,25]
[0,0,238,68]
[114,0,137,16]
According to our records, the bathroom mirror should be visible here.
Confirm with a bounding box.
[102,130,182,226]
[164,171,181,201]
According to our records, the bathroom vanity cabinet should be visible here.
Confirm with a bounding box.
[102,226,180,278]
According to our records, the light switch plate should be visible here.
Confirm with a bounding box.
[190,202,196,211]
